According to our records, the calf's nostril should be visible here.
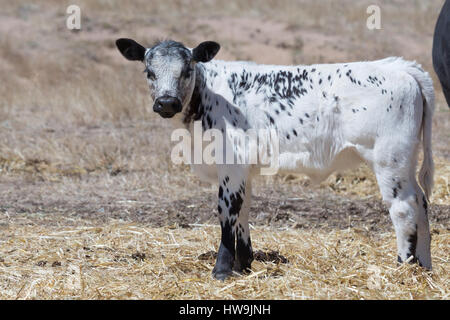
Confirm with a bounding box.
[153,101,163,112]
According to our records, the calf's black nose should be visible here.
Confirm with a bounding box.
[153,96,182,117]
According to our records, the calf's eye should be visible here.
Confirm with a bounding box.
[143,68,156,80]
[147,71,156,80]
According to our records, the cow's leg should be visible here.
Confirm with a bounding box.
[233,179,253,273]
[374,164,432,269]
[212,166,250,280]
[441,83,450,108]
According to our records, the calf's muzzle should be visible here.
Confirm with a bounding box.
[153,96,182,118]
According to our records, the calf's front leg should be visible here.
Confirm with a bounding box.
[212,168,253,280]
[233,179,253,273]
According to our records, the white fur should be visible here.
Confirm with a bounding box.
[174,56,435,269]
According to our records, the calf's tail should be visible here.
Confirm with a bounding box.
[406,63,435,202]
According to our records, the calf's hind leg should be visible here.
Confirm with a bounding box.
[374,165,432,269]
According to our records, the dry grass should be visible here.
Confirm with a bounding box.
[0,223,448,299]
[0,155,448,205]
[319,158,449,206]
[0,0,449,300]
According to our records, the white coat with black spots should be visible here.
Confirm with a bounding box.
[116,38,434,280]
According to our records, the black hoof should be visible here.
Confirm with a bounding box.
[397,254,418,264]
[213,242,235,280]
[212,268,232,281]
[232,261,252,274]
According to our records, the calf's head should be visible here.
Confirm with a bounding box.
[116,38,220,118]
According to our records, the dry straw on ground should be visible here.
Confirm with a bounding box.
[0,0,449,300]
[0,223,448,300]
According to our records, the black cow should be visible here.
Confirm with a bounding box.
[433,0,450,107]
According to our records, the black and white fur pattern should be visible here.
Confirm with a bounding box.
[116,38,435,280]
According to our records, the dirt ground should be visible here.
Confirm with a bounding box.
[1,176,449,231]
[0,0,448,299]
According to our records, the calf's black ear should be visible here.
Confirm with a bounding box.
[116,38,146,61]
[192,41,220,63]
